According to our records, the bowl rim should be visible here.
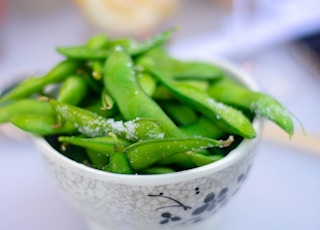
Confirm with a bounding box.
[35,57,264,186]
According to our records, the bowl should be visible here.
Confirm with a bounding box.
[34,58,263,230]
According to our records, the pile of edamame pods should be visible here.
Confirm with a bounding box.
[0,30,295,175]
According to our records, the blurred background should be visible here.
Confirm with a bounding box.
[0,0,320,229]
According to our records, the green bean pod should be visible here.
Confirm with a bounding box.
[104,47,184,138]
[157,152,197,169]
[56,47,110,60]
[125,136,233,171]
[106,39,132,51]
[10,114,76,136]
[58,135,130,154]
[177,80,209,91]
[145,65,256,139]
[86,149,109,169]
[85,34,109,49]
[161,102,198,126]
[139,166,176,174]
[152,85,174,100]
[137,72,157,96]
[157,149,212,169]
[129,29,175,56]
[180,116,226,139]
[108,151,133,174]
[57,75,88,105]
[86,35,109,80]
[188,152,224,167]
[57,29,174,60]
[50,99,164,141]
[0,60,80,103]
[136,48,223,80]
[0,99,55,123]
[208,77,294,136]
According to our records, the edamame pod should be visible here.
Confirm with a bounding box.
[50,100,164,141]
[86,35,109,81]
[56,47,110,60]
[0,60,80,103]
[85,34,109,49]
[161,102,198,126]
[157,152,197,169]
[104,47,184,138]
[157,149,212,170]
[57,35,109,60]
[10,114,76,136]
[57,29,174,60]
[180,116,226,139]
[129,29,175,56]
[136,48,223,80]
[108,151,133,174]
[58,135,130,154]
[152,85,174,100]
[125,136,233,171]
[57,75,88,105]
[208,77,294,136]
[137,72,157,96]
[188,152,224,167]
[139,166,176,174]
[145,65,256,139]
[86,149,109,169]
[0,99,55,123]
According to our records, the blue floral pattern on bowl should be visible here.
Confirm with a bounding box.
[147,164,251,228]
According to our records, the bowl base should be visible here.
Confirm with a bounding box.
[86,210,223,230]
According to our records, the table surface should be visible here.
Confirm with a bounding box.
[1,1,320,230]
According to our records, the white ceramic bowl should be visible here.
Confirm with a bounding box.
[35,59,263,230]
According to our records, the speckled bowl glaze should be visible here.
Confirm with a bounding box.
[35,59,263,230]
